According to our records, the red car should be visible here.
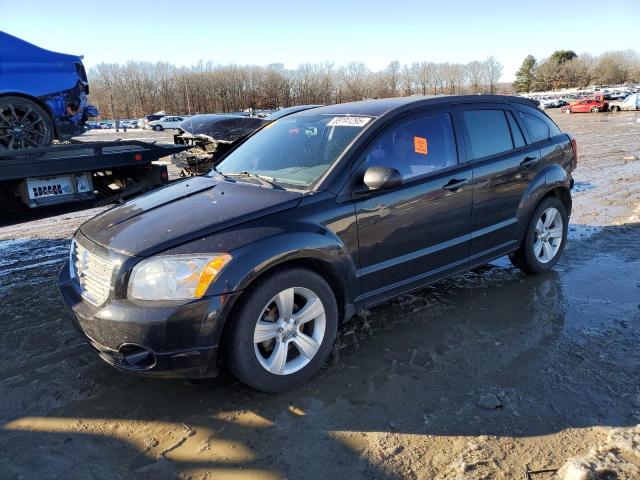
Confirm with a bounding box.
[562,98,608,113]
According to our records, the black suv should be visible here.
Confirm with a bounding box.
[60,96,576,392]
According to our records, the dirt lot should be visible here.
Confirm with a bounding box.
[1,113,639,479]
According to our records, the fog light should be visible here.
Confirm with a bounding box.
[119,344,156,369]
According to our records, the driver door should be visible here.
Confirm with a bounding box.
[351,108,473,305]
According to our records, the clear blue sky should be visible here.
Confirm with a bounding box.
[2,0,639,81]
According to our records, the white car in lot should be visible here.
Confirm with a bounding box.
[537,96,562,109]
[609,93,640,111]
[148,116,185,131]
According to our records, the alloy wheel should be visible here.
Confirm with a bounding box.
[253,286,326,375]
[0,102,50,150]
[533,207,564,264]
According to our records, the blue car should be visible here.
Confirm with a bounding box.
[0,31,98,150]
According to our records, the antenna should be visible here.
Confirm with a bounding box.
[184,76,197,175]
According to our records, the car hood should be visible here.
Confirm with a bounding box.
[80,176,303,256]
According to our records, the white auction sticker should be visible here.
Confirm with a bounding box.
[327,116,372,127]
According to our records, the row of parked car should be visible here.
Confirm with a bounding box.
[527,91,640,114]
[86,109,285,132]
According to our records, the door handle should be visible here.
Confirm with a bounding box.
[442,178,468,192]
[520,156,539,168]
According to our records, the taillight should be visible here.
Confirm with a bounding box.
[570,137,578,169]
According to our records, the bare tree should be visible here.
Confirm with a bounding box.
[87,49,640,120]
[482,56,503,94]
[465,60,483,94]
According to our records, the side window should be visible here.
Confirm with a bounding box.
[519,112,549,142]
[363,112,458,181]
[506,111,526,148]
[462,110,513,160]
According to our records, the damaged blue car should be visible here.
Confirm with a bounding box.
[0,31,98,150]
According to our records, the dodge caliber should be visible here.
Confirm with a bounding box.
[60,96,576,392]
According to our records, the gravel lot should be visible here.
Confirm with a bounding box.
[1,112,639,479]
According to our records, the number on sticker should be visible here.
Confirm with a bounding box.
[327,116,372,127]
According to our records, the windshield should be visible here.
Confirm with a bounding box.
[213,113,372,188]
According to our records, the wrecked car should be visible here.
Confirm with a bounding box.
[0,31,98,150]
[172,105,321,174]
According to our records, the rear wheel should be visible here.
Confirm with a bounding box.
[510,196,568,274]
[226,268,338,392]
[0,96,53,151]
[153,125,163,131]
[590,106,600,113]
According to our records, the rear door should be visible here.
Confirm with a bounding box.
[352,108,473,303]
[456,104,541,257]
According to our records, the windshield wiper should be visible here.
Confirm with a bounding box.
[224,171,285,190]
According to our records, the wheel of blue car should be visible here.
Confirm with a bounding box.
[226,268,338,393]
[153,125,163,131]
[0,96,53,150]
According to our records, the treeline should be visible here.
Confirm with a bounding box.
[88,57,504,119]
[513,49,640,93]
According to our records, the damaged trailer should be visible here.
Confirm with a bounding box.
[172,106,321,175]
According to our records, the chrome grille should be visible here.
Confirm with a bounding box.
[70,238,114,306]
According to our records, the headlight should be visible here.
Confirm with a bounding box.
[128,254,232,300]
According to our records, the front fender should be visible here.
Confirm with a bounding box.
[162,222,359,309]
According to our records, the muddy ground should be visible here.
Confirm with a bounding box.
[1,112,639,479]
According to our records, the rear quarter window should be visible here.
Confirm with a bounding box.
[519,113,548,142]
[517,105,562,143]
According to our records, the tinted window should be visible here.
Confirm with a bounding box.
[519,112,549,142]
[363,112,457,181]
[506,111,525,148]
[216,113,369,188]
[463,110,513,160]
[518,105,562,139]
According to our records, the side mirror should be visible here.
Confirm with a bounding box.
[363,166,402,191]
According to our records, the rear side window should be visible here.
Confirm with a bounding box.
[363,112,458,181]
[506,111,525,148]
[462,110,513,160]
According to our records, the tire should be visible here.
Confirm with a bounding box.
[591,107,600,113]
[226,268,338,393]
[510,196,568,275]
[153,125,163,131]
[0,96,54,150]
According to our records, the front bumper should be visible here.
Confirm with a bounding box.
[59,261,241,378]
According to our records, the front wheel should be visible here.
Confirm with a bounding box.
[510,196,568,274]
[226,268,338,392]
[591,107,600,113]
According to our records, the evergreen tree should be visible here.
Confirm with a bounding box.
[513,55,536,93]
